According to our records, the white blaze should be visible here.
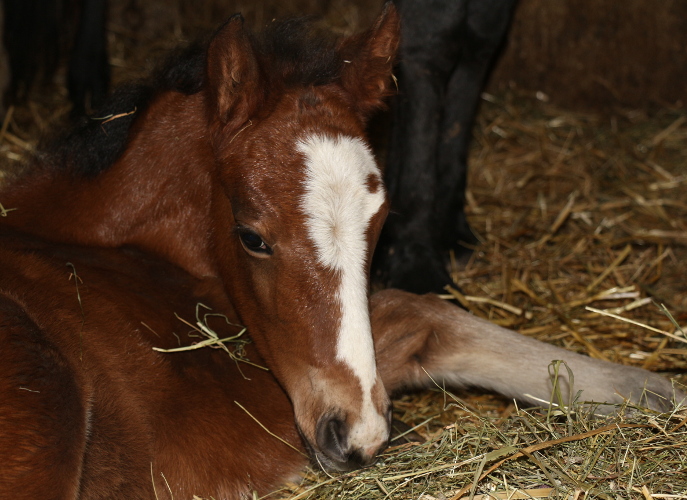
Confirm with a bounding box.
[298,134,387,446]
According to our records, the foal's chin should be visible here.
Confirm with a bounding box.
[313,449,380,473]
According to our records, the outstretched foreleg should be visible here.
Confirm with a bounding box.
[371,290,684,413]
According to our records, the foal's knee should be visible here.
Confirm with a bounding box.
[370,290,468,392]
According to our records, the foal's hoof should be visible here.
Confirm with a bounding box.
[439,211,480,259]
[587,368,685,415]
[634,375,686,413]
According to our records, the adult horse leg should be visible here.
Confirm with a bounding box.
[435,0,517,254]
[379,0,467,295]
[371,290,683,412]
[0,3,9,117]
[379,0,516,295]
[68,0,110,115]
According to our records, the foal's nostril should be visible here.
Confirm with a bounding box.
[316,415,349,465]
[315,414,388,470]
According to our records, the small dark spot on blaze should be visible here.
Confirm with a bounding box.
[366,173,381,194]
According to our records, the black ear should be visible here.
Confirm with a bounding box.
[338,3,401,117]
[206,14,262,129]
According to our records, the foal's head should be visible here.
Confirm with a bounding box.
[203,7,400,469]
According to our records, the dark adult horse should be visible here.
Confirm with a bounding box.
[377,0,518,293]
[0,5,681,499]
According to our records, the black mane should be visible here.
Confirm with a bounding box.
[42,41,207,178]
[256,18,342,88]
[38,17,345,178]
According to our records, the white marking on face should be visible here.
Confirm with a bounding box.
[298,134,388,448]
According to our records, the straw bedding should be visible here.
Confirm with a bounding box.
[0,2,685,498]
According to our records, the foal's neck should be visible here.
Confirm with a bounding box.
[0,92,217,278]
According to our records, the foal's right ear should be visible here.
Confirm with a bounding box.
[338,3,400,118]
[206,15,261,129]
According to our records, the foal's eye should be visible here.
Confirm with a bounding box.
[238,229,272,256]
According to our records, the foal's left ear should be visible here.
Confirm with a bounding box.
[338,2,400,118]
[206,14,261,129]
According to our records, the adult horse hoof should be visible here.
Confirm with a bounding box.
[381,241,456,295]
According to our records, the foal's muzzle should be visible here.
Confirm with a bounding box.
[314,408,392,471]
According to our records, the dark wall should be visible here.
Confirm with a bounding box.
[488,0,687,110]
